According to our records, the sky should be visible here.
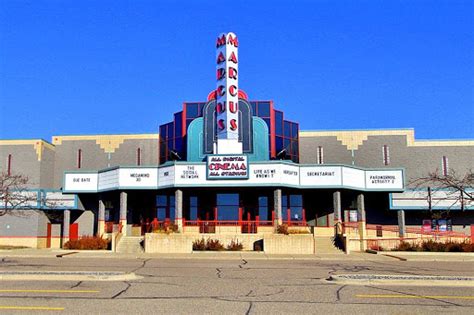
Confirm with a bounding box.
[0,0,473,141]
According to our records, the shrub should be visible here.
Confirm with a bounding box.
[369,243,384,251]
[192,238,224,251]
[394,241,420,251]
[206,238,224,251]
[153,222,178,234]
[288,228,311,234]
[277,224,289,235]
[394,240,473,252]
[446,242,463,252]
[422,239,443,252]
[192,238,206,251]
[227,239,243,251]
[64,236,109,250]
[461,242,474,252]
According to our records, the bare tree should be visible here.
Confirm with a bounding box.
[0,172,39,216]
[410,169,474,212]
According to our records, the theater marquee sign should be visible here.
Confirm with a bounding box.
[63,163,404,193]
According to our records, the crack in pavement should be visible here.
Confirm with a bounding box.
[245,301,253,315]
[70,281,82,289]
[216,268,223,279]
[130,258,151,273]
[335,285,346,302]
[239,259,248,269]
[111,281,131,299]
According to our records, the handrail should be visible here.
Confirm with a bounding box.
[343,222,469,238]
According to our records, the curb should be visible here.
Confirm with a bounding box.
[0,271,141,281]
[328,274,474,287]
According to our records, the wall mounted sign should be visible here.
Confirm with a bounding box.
[207,155,248,179]
[64,173,98,192]
[216,32,239,141]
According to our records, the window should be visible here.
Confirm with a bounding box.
[258,196,268,221]
[291,123,298,139]
[77,149,82,169]
[442,156,449,176]
[257,102,271,117]
[136,148,141,166]
[283,194,303,222]
[317,146,324,164]
[186,103,199,118]
[7,154,12,176]
[250,102,257,115]
[190,196,198,221]
[174,112,183,136]
[382,145,390,165]
[216,193,239,221]
[284,121,291,138]
[156,195,175,221]
[275,111,283,135]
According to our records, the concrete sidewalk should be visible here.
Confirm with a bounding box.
[380,251,474,262]
[0,248,384,260]
[2,248,473,261]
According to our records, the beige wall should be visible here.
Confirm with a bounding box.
[299,129,474,185]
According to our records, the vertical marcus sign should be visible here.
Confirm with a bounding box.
[216,33,239,141]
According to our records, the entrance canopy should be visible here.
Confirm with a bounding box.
[63,161,404,193]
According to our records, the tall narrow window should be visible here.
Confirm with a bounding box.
[317,146,324,164]
[442,156,449,176]
[77,149,82,169]
[382,145,390,165]
[136,148,142,166]
[7,154,12,176]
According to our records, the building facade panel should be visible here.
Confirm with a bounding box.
[0,141,47,188]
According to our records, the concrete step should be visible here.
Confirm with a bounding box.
[314,237,344,254]
[116,236,144,254]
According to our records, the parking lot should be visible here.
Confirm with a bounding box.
[0,253,473,314]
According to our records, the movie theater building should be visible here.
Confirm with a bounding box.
[1,33,473,253]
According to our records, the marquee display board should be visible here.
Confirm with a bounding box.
[63,163,405,193]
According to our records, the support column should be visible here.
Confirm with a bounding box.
[357,193,367,251]
[398,209,406,238]
[333,191,342,235]
[274,189,283,227]
[120,192,127,235]
[98,199,105,236]
[62,209,70,247]
[175,189,183,232]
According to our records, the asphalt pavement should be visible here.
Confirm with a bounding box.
[0,251,473,314]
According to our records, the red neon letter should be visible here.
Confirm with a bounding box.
[217,102,226,113]
[228,67,237,79]
[230,119,238,131]
[228,51,238,64]
[218,119,225,130]
[217,85,226,97]
[216,35,226,47]
[229,85,237,96]
[227,34,238,47]
[229,101,238,113]
[216,52,225,64]
[216,68,225,80]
